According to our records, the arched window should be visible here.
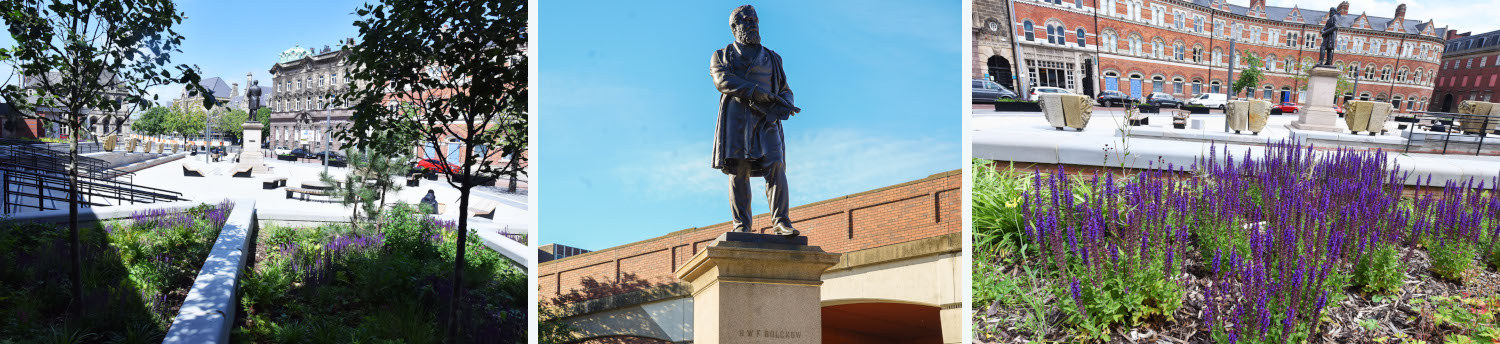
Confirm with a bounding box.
[1397,67,1409,82]
[1152,38,1164,59]
[1262,85,1274,99]
[1192,45,1203,62]
[1174,42,1185,61]
[1076,28,1087,47]
[1210,80,1222,93]
[1129,34,1143,56]
[1151,75,1165,92]
[1381,66,1392,81]
[1265,54,1277,71]
[1347,62,1359,78]
[1192,79,1203,95]
[1023,21,1035,41]
[1102,31,1118,52]
[1046,22,1066,45]
[1173,77,1185,94]
[1364,65,1376,80]
[1212,48,1223,65]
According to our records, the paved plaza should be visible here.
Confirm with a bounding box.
[127,154,528,236]
[973,109,1500,187]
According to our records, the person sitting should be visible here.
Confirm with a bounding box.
[420,189,439,214]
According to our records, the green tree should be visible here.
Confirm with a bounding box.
[319,148,411,231]
[257,107,272,128]
[1232,51,1264,98]
[0,0,211,309]
[168,106,206,141]
[215,109,248,140]
[338,0,527,339]
[132,106,173,137]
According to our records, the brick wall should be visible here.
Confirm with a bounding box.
[1432,42,1500,112]
[539,170,962,303]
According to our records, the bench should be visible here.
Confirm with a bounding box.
[285,187,327,201]
[261,176,288,189]
[182,164,206,177]
[230,164,254,178]
[468,198,499,219]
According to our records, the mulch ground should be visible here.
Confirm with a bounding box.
[976,246,1500,343]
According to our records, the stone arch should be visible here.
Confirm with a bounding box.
[986,55,1014,90]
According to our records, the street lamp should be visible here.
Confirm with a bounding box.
[322,98,331,174]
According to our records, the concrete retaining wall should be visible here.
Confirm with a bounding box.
[164,199,257,343]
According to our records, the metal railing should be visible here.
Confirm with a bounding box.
[0,140,184,213]
[1397,111,1499,156]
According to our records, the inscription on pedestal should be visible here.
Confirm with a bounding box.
[737,329,803,339]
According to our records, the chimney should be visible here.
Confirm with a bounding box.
[1338,1,1349,15]
[231,82,239,101]
[1393,4,1406,22]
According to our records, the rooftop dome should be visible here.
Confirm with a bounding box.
[278,44,313,63]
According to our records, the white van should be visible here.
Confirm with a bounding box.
[1187,93,1228,109]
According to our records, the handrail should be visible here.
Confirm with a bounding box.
[1396,110,1500,156]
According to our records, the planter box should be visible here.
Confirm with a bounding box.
[1184,107,1212,114]
[993,102,1042,112]
[1137,106,1160,114]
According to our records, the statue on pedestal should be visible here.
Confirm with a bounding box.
[711,5,803,237]
[246,80,262,121]
[1318,8,1342,67]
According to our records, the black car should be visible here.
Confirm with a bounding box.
[971,79,1018,103]
[289,148,313,159]
[1146,93,1183,108]
[1095,90,1132,107]
[314,151,345,161]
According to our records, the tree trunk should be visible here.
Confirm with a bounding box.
[67,123,82,313]
[448,185,471,340]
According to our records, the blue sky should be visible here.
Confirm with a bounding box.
[0,0,368,107]
[537,0,961,250]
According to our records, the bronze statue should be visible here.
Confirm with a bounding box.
[711,5,802,237]
[1318,8,1341,67]
[246,80,262,121]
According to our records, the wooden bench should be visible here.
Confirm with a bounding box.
[230,164,254,178]
[182,164,206,177]
[285,187,327,201]
[468,198,499,219]
[261,176,288,189]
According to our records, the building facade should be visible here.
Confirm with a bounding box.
[540,171,963,343]
[991,0,1444,111]
[975,0,1019,91]
[17,72,132,140]
[267,43,354,152]
[1431,30,1500,112]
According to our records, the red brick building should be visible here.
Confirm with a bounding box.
[1431,30,1500,112]
[982,0,1444,111]
[540,171,962,343]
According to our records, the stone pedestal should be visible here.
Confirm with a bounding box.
[674,232,841,344]
[235,123,270,174]
[1288,66,1344,133]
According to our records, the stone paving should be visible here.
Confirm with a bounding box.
[973,110,1500,187]
[125,157,529,236]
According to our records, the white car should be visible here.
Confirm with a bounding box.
[1187,93,1229,109]
[273,146,292,156]
[1028,86,1074,101]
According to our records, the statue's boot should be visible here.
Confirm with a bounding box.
[773,223,799,237]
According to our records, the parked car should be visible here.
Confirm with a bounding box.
[1334,104,1345,116]
[1028,86,1073,101]
[289,148,313,159]
[273,146,292,156]
[1095,90,1132,107]
[1186,93,1229,109]
[417,158,460,174]
[314,151,344,162]
[1146,93,1183,108]
[1271,102,1299,115]
[971,79,1018,103]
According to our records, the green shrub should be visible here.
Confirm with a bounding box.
[1352,244,1403,295]
[1430,239,1476,283]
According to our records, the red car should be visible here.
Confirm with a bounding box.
[417,158,460,174]
[1271,102,1299,115]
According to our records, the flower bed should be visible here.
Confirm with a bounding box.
[975,141,1500,343]
[235,203,526,342]
[0,201,232,342]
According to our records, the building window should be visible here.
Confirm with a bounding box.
[1129,35,1143,56]
[1210,80,1221,94]
[1173,78,1184,94]
[1023,21,1034,41]
[1173,43,1184,61]
[1192,80,1202,95]
[1192,47,1202,63]
[1102,31,1117,52]
[1026,59,1076,90]
[1194,16,1204,32]
[1151,76,1164,92]
[1076,28,1086,47]
[1152,39,1163,59]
